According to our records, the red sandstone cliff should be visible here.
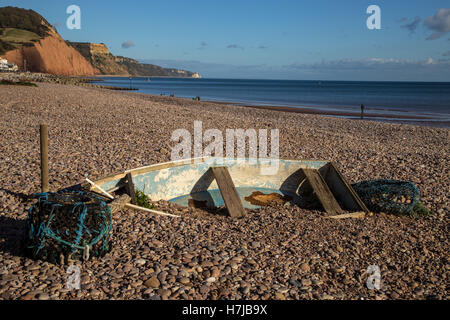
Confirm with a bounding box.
[4,29,97,76]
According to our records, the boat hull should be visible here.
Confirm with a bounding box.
[92,157,330,209]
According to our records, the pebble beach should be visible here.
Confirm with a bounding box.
[0,78,448,300]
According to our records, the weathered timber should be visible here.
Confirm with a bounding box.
[125,173,137,205]
[302,168,344,215]
[40,124,49,193]
[323,162,369,213]
[211,166,246,218]
[327,211,366,219]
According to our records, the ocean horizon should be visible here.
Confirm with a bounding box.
[94,77,450,126]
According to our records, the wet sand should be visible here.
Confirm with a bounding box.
[204,100,450,128]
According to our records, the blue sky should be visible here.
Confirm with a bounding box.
[2,0,450,80]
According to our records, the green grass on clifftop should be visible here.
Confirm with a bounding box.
[0,80,37,87]
[0,6,51,38]
[0,28,40,43]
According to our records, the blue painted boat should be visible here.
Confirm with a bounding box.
[89,157,367,212]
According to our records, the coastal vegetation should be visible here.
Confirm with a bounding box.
[0,28,40,43]
[0,79,37,86]
[0,39,15,55]
[135,189,155,210]
[410,201,434,217]
[0,6,50,54]
[0,6,51,37]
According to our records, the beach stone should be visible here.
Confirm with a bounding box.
[178,277,190,285]
[312,279,323,286]
[179,269,190,278]
[37,293,50,300]
[300,263,310,273]
[301,279,312,286]
[144,268,155,276]
[390,292,400,299]
[289,278,302,288]
[157,289,171,299]
[211,267,220,278]
[135,259,146,266]
[251,241,261,248]
[201,261,214,267]
[157,271,168,283]
[200,285,210,294]
[241,286,250,295]
[144,276,160,288]
[206,277,216,283]
[275,292,286,300]
[21,293,36,300]
[278,287,289,294]
[90,289,102,297]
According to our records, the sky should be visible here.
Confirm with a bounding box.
[1,0,450,81]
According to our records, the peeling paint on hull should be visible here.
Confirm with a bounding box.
[94,157,330,209]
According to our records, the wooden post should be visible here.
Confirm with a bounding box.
[125,173,137,205]
[40,124,49,193]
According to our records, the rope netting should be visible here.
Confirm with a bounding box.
[352,179,420,215]
[26,191,113,264]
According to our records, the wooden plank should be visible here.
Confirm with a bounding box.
[125,173,137,205]
[85,178,114,200]
[125,203,180,218]
[302,168,344,215]
[40,124,49,193]
[321,162,369,213]
[327,212,366,219]
[211,167,246,218]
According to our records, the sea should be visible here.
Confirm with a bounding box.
[93,77,450,127]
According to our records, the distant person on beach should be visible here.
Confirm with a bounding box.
[361,104,365,120]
